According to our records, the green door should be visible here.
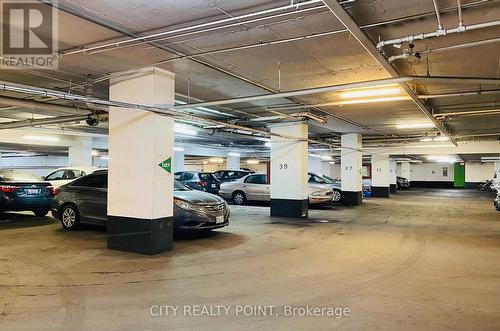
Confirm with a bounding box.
[454,163,465,188]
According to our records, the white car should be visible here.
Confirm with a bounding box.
[219,173,334,205]
[44,167,101,188]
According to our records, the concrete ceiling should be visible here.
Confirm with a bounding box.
[0,0,499,150]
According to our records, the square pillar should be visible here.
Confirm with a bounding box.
[400,161,411,182]
[389,159,397,193]
[69,137,92,167]
[341,133,362,205]
[174,150,185,172]
[371,154,390,197]
[270,122,308,218]
[108,67,175,255]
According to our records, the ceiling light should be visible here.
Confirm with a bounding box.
[265,142,271,148]
[100,156,109,160]
[396,123,435,129]
[174,124,197,136]
[329,161,336,165]
[481,156,500,162]
[209,157,224,163]
[321,155,333,161]
[92,150,99,156]
[22,135,59,142]
[203,161,208,164]
[427,155,457,163]
[247,159,260,165]
[341,87,401,99]
[309,154,321,158]
[228,152,241,157]
[340,96,410,105]
[420,137,433,142]
[174,147,185,152]
[433,136,449,142]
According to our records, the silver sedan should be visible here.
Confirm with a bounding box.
[219,173,334,205]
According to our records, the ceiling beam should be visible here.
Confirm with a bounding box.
[321,0,458,146]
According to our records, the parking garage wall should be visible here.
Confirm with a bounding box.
[402,163,455,188]
[465,162,495,188]
[0,156,67,177]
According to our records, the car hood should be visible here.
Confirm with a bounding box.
[174,190,224,204]
[308,183,333,192]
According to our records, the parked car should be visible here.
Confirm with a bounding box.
[362,178,372,195]
[44,167,100,188]
[477,179,494,192]
[174,171,220,194]
[308,172,342,202]
[51,170,229,232]
[219,173,334,205]
[397,176,410,190]
[213,170,254,183]
[0,169,55,216]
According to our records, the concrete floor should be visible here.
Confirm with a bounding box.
[0,189,499,331]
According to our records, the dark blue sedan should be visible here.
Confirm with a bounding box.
[0,170,55,216]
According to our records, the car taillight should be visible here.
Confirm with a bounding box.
[0,185,20,193]
[47,186,60,196]
[199,181,206,187]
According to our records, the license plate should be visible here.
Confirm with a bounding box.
[216,216,224,224]
[26,189,39,195]
[211,184,217,188]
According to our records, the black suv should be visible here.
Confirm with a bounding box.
[174,171,220,194]
[212,170,255,183]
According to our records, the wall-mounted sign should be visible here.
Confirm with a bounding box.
[443,167,448,177]
[159,157,172,174]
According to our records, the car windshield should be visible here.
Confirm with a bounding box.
[174,180,191,191]
[199,173,217,181]
[309,174,327,184]
[321,175,336,184]
[0,170,42,182]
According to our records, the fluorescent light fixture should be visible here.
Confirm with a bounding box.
[203,161,208,164]
[228,152,241,157]
[340,96,409,105]
[396,123,435,129]
[174,124,197,136]
[264,142,271,148]
[246,159,260,165]
[321,155,333,161]
[100,156,109,160]
[309,154,321,158]
[420,137,433,142]
[426,155,457,163]
[433,136,449,142]
[22,135,59,142]
[329,161,336,165]
[92,150,99,156]
[209,157,224,163]
[481,156,500,162]
[341,87,401,99]
[174,147,185,152]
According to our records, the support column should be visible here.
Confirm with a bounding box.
[226,154,240,170]
[270,122,308,218]
[400,161,411,183]
[371,154,391,197]
[389,159,397,193]
[107,67,175,255]
[68,137,92,167]
[341,133,362,205]
[174,149,185,172]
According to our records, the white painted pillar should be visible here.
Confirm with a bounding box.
[68,137,92,167]
[226,155,240,170]
[108,67,175,255]
[371,154,391,197]
[400,161,411,182]
[389,159,397,193]
[174,150,185,172]
[270,122,308,218]
[308,155,322,173]
[341,133,362,205]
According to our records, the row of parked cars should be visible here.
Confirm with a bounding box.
[175,170,343,205]
[0,167,230,232]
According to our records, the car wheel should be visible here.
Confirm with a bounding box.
[332,189,342,203]
[232,191,246,205]
[33,209,49,217]
[60,204,80,230]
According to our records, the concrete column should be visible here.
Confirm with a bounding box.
[341,133,362,205]
[400,161,411,182]
[389,159,397,193]
[371,154,391,197]
[68,137,92,167]
[308,155,322,173]
[108,67,175,255]
[226,155,240,170]
[174,150,185,172]
[270,122,308,218]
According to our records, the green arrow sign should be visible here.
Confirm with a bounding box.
[159,157,172,174]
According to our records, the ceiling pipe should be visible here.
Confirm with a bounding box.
[0,80,347,150]
[175,76,500,109]
[0,113,108,130]
[59,0,323,56]
[434,108,500,118]
[377,19,500,49]
[0,95,92,115]
[432,0,444,30]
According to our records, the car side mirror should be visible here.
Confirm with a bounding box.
[41,176,46,180]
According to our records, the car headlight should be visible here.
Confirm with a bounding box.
[311,191,325,197]
[174,198,204,212]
